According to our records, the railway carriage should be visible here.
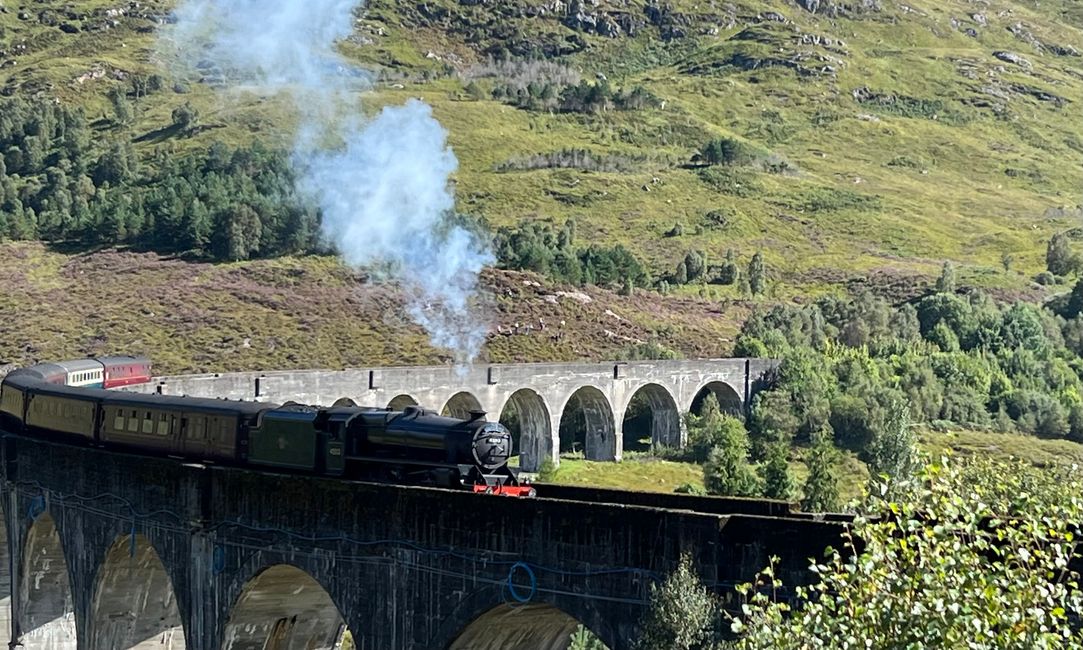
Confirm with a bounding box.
[0,357,534,496]
[24,385,99,440]
[100,394,266,462]
[98,356,152,389]
[56,359,104,388]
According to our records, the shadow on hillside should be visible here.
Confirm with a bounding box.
[134,123,184,144]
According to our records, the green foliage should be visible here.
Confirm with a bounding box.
[731,456,1083,649]
[620,341,683,361]
[702,419,758,497]
[568,625,606,650]
[935,260,956,294]
[747,252,765,296]
[801,428,841,512]
[865,400,919,497]
[698,137,759,166]
[634,555,718,650]
[1047,232,1078,276]
[493,218,648,288]
[758,444,794,501]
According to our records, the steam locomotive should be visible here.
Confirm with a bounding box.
[0,359,534,497]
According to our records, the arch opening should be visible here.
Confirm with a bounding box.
[558,387,616,461]
[691,381,744,419]
[449,603,611,650]
[91,534,186,649]
[441,392,483,419]
[498,389,552,472]
[387,394,418,411]
[222,564,349,650]
[622,383,681,453]
[19,513,76,650]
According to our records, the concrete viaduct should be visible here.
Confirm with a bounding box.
[127,359,779,471]
[0,434,845,650]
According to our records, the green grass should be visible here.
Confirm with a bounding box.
[539,428,1083,505]
[543,454,706,493]
[3,0,1079,302]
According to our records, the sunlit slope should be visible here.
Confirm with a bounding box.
[0,0,1080,296]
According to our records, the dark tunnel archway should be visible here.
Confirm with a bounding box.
[221,564,349,650]
[90,534,186,649]
[449,603,612,650]
[558,387,616,461]
[498,389,552,472]
[622,383,681,453]
[19,512,77,649]
[442,391,484,419]
[387,394,419,411]
[691,381,744,419]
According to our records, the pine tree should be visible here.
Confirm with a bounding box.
[759,444,795,500]
[1047,232,1076,276]
[634,555,718,650]
[703,420,759,497]
[108,86,133,125]
[935,260,956,294]
[748,251,766,295]
[802,428,840,512]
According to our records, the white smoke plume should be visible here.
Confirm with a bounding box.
[164,0,493,364]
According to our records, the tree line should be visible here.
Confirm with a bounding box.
[0,95,320,261]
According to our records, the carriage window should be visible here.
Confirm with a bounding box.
[157,414,169,436]
[113,411,124,430]
[127,410,138,431]
[142,412,154,434]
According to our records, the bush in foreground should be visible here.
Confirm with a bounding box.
[636,456,1083,649]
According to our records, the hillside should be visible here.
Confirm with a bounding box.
[0,0,1081,369]
[0,242,744,371]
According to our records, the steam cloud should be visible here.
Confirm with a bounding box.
[165,0,492,364]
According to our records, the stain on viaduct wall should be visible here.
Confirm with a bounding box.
[129,359,779,471]
[0,435,843,650]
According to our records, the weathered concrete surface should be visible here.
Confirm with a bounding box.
[0,435,843,650]
[17,513,77,650]
[221,565,343,650]
[128,359,778,471]
[91,534,185,649]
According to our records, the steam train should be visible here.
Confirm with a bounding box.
[0,358,534,497]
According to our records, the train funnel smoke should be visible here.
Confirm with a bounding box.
[164,0,492,364]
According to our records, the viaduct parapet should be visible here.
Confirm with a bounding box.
[128,359,779,471]
[0,435,844,650]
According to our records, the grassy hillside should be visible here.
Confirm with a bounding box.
[0,0,1080,370]
[0,241,745,372]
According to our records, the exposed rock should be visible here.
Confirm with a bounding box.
[993,51,1031,68]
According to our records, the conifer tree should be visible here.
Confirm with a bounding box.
[759,444,795,500]
[802,428,840,512]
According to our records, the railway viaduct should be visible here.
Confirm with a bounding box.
[126,359,780,471]
[0,434,845,650]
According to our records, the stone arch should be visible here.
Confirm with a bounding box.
[442,391,483,419]
[449,603,612,650]
[622,383,681,452]
[90,534,186,649]
[691,381,744,418]
[221,564,349,650]
[18,512,77,649]
[498,389,552,472]
[387,394,418,411]
[558,386,616,461]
